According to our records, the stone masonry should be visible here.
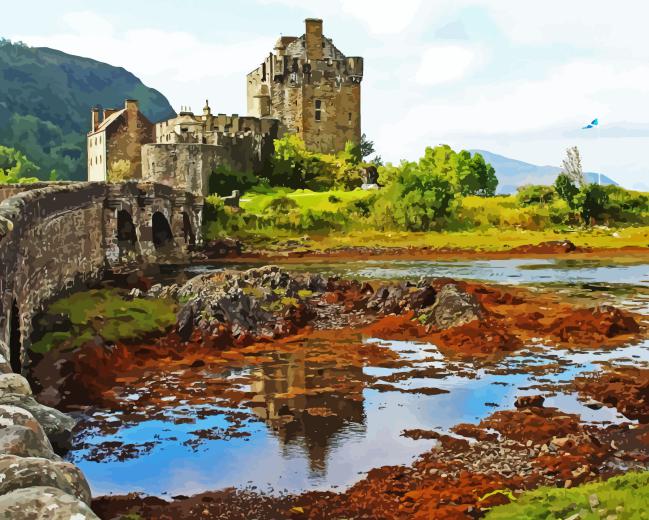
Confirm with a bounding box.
[247,18,363,154]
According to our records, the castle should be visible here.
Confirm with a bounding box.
[87,19,363,195]
[247,18,363,154]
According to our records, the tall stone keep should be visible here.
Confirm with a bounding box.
[247,18,363,154]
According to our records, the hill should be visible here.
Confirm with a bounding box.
[0,38,175,180]
[471,149,617,194]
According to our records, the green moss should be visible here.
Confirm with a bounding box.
[30,289,176,354]
[485,472,649,519]
[297,289,313,299]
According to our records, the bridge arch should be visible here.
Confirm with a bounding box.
[116,209,138,258]
[9,299,21,374]
[152,211,174,249]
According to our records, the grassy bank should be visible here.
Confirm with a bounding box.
[206,187,649,253]
[31,289,176,354]
[486,471,649,519]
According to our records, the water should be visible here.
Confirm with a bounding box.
[184,257,649,287]
[68,258,649,497]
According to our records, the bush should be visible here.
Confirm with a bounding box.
[576,183,609,224]
[208,164,258,196]
[202,196,246,240]
[0,145,39,184]
[516,184,555,206]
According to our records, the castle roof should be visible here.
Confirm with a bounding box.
[89,108,125,135]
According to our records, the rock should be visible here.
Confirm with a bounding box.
[0,405,50,447]
[0,394,75,453]
[0,374,32,396]
[515,395,545,409]
[0,454,91,504]
[0,486,99,519]
[0,425,56,459]
[176,300,196,341]
[589,493,600,509]
[426,284,485,329]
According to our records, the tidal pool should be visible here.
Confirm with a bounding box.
[68,258,649,497]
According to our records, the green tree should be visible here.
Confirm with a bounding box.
[575,183,609,224]
[208,164,258,196]
[469,153,498,196]
[0,145,40,183]
[374,159,457,231]
[554,173,579,209]
[359,133,376,160]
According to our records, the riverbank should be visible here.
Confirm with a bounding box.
[22,264,649,519]
[204,234,649,264]
[212,224,649,259]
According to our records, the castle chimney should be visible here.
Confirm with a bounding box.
[125,99,139,112]
[91,107,100,131]
[305,18,323,60]
[103,108,118,120]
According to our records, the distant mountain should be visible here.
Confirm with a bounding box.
[471,150,617,194]
[0,39,175,180]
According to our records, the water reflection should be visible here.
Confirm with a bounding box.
[248,350,366,475]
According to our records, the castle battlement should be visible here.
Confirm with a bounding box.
[88,18,362,193]
[247,18,363,154]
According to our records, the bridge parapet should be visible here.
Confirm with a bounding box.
[0,181,202,375]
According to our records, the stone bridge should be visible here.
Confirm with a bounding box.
[0,181,203,374]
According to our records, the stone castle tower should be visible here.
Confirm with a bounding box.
[247,18,363,154]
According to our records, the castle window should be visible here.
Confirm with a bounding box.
[95,137,97,145]
[348,112,352,123]
[315,99,322,121]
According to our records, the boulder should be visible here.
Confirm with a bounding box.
[0,374,32,396]
[0,486,99,519]
[426,284,485,329]
[176,300,196,342]
[0,394,75,453]
[0,405,50,446]
[0,454,91,504]
[0,425,56,459]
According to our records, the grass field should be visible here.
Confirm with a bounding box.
[228,188,649,253]
[240,187,374,213]
[485,472,649,519]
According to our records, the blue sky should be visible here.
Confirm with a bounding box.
[5,0,649,188]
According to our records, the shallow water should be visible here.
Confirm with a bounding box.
[68,258,649,497]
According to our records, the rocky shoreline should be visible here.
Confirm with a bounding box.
[12,264,649,519]
[0,370,98,518]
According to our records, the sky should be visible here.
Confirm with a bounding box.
[4,0,649,189]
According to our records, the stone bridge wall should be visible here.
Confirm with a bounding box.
[0,181,202,374]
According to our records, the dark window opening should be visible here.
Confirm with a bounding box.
[315,99,322,121]
[117,210,137,244]
[9,300,21,374]
[182,212,196,246]
[348,112,352,122]
[152,211,174,249]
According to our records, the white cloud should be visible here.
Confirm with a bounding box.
[340,0,423,34]
[415,44,483,85]
[14,11,273,113]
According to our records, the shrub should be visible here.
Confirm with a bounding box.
[208,164,258,196]
[516,184,555,206]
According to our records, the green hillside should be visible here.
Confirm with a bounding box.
[0,38,175,180]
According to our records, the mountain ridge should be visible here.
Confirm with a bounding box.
[0,39,175,180]
[470,149,617,194]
